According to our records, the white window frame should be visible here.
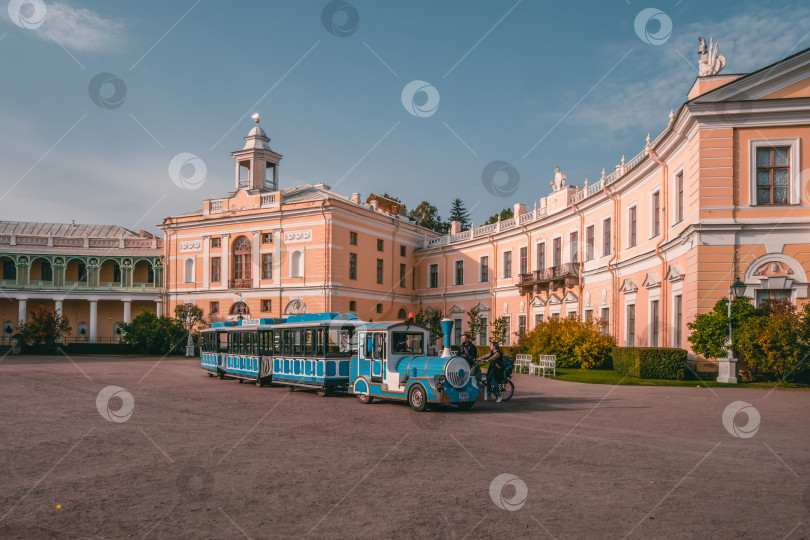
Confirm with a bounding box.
[502,249,513,279]
[535,239,547,271]
[584,222,595,262]
[749,138,801,205]
[551,235,563,268]
[601,218,611,258]
[518,244,529,275]
[290,249,304,278]
[184,258,195,283]
[479,255,489,282]
[627,204,638,248]
[478,315,488,345]
[625,301,636,347]
[453,258,464,286]
[648,291,661,347]
[671,165,685,225]
[428,263,439,288]
[567,227,579,264]
[671,281,684,348]
[650,189,661,239]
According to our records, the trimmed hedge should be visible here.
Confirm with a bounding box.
[60,343,128,355]
[612,347,688,380]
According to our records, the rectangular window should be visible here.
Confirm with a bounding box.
[261,299,271,312]
[629,206,637,248]
[349,231,357,245]
[600,307,610,335]
[349,253,357,280]
[480,256,489,282]
[674,294,682,348]
[478,316,488,345]
[2,260,16,280]
[376,259,384,284]
[399,263,406,287]
[584,309,593,322]
[518,315,526,336]
[602,219,611,256]
[261,254,272,279]
[534,313,543,326]
[211,237,221,248]
[429,264,439,288]
[652,192,660,237]
[585,226,594,261]
[261,232,273,244]
[627,304,636,346]
[675,172,684,223]
[454,319,462,345]
[455,260,464,285]
[553,238,561,268]
[400,245,406,257]
[376,303,383,314]
[41,262,53,281]
[377,239,384,251]
[211,257,221,282]
[756,147,790,204]
[349,300,357,311]
[503,251,512,278]
[650,300,660,347]
[569,232,578,264]
[519,247,528,275]
[505,317,512,345]
[210,301,219,314]
[537,243,545,270]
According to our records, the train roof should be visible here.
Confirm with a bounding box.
[357,322,428,331]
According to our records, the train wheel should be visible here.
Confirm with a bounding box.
[356,393,374,404]
[408,384,427,412]
[316,387,328,397]
[456,402,475,410]
[208,373,214,377]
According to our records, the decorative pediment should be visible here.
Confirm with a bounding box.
[642,273,660,289]
[530,296,545,307]
[547,293,561,305]
[620,279,637,294]
[474,302,489,312]
[563,291,578,304]
[449,304,465,314]
[666,264,684,282]
[752,261,793,277]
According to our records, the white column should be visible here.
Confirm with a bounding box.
[221,234,230,289]
[156,299,163,317]
[252,231,261,287]
[274,230,281,285]
[202,235,210,288]
[123,300,132,323]
[89,299,98,343]
[17,298,27,327]
[54,299,62,315]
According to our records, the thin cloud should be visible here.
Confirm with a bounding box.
[37,2,124,52]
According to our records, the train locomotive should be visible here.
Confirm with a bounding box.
[199,313,485,411]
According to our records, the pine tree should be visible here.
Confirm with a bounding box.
[448,198,470,230]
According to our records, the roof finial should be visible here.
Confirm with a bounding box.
[251,112,260,124]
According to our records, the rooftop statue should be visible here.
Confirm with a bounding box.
[698,36,726,76]
[550,166,567,192]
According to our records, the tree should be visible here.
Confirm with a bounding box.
[687,297,758,360]
[414,306,444,351]
[516,316,616,369]
[120,309,188,355]
[483,208,514,225]
[466,305,485,343]
[16,308,71,354]
[408,201,449,234]
[449,198,470,230]
[490,316,509,345]
[175,303,205,331]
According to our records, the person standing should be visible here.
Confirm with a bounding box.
[478,339,504,403]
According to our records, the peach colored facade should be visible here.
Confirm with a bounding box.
[162,124,433,324]
[415,51,810,367]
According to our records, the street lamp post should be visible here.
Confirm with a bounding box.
[185,300,196,357]
[717,250,746,383]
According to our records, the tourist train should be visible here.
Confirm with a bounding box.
[199,313,484,411]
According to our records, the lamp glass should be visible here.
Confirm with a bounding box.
[731,279,746,299]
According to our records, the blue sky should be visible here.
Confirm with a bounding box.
[1,0,809,234]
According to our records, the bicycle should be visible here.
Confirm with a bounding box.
[472,359,515,402]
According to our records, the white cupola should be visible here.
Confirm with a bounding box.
[231,114,283,192]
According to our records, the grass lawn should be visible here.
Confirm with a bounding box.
[517,367,810,389]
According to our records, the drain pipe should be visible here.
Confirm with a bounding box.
[572,201,585,319]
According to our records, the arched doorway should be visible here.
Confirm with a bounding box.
[229,302,249,318]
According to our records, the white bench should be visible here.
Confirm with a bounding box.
[534,355,556,377]
[514,354,532,374]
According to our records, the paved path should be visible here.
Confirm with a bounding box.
[0,357,808,539]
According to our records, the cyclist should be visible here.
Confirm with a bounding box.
[478,339,505,403]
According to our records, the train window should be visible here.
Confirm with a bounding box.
[273,331,281,354]
[293,329,302,356]
[391,332,425,355]
[219,332,227,353]
[326,328,353,356]
[282,329,292,356]
[316,329,325,357]
[372,333,385,360]
[304,329,314,357]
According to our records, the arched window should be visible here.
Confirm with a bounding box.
[184,259,194,283]
[397,308,407,319]
[232,236,251,282]
[291,251,303,278]
[230,302,249,316]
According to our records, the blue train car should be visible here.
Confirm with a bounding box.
[268,313,364,395]
[201,318,284,385]
[200,321,233,378]
[349,318,485,411]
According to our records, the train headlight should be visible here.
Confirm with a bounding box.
[434,374,446,390]
[444,357,470,388]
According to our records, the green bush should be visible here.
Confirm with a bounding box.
[516,317,616,370]
[612,347,687,380]
[61,343,127,355]
[120,309,188,355]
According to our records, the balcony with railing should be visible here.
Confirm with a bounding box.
[518,263,580,293]
[229,279,252,289]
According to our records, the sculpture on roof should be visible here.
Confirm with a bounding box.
[698,36,726,76]
[550,166,567,192]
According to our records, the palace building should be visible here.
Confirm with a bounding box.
[160,122,433,324]
[0,222,163,343]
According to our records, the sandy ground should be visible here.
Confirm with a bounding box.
[0,356,809,539]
